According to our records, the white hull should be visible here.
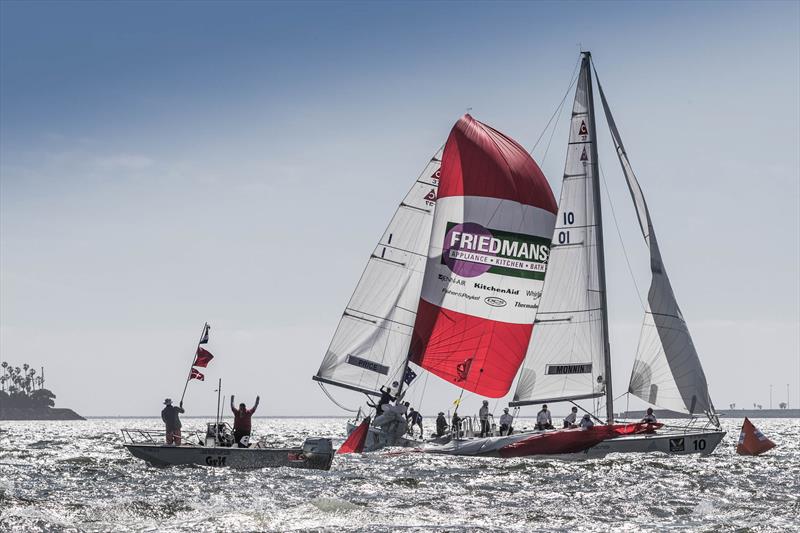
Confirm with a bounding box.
[124,437,334,470]
[423,428,726,458]
[584,429,725,457]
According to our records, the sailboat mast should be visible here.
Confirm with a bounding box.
[584,52,614,423]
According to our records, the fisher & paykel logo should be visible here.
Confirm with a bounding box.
[442,222,549,280]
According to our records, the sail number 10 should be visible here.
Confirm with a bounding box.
[558,212,575,244]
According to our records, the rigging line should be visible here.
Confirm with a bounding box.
[317,382,360,413]
[540,80,572,166]
[598,161,646,310]
[529,56,581,157]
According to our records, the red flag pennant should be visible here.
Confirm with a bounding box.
[337,417,371,454]
[193,346,214,368]
[736,417,776,456]
[189,368,205,381]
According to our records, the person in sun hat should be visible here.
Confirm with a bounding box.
[499,408,514,436]
[478,400,491,437]
[161,398,185,445]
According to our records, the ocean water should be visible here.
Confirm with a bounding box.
[0,417,797,532]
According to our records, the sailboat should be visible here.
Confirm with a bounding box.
[315,52,725,457]
[507,51,725,456]
[314,114,559,451]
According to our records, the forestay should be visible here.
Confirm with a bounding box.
[512,56,609,406]
[314,152,442,396]
[595,75,715,416]
[410,115,557,398]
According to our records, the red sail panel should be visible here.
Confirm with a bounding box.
[498,427,618,457]
[337,417,371,455]
[437,116,558,213]
[410,115,557,398]
[410,299,533,398]
[736,417,776,456]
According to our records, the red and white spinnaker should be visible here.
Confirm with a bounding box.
[409,115,558,398]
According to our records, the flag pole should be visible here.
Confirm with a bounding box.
[180,322,209,405]
[215,379,222,445]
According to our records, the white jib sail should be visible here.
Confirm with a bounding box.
[595,75,715,416]
[314,151,442,396]
[512,59,608,406]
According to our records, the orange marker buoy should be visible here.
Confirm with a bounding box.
[736,417,776,456]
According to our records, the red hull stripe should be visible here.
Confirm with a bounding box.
[409,298,533,398]
[437,114,557,214]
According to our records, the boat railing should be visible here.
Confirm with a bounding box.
[120,428,205,446]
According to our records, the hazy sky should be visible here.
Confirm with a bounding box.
[1,1,798,417]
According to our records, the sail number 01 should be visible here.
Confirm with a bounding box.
[558,212,575,244]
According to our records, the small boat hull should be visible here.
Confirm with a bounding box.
[584,429,725,457]
[124,437,334,470]
[422,426,725,458]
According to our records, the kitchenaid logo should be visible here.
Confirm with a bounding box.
[442,222,549,280]
[546,363,593,375]
[474,283,519,296]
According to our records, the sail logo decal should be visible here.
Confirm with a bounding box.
[484,296,507,307]
[669,438,685,452]
[578,120,589,136]
[346,355,389,375]
[442,222,549,280]
[546,363,592,375]
[424,188,437,207]
[455,357,473,382]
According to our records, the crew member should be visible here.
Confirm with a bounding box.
[231,394,260,447]
[499,408,514,436]
[641,407,658,424]
[580,413,594,429]
[407,407,423,438]
[452,412,461,439]
[375,385,396,416]
[563,406,579,428]
[435,412,448,437]
[479,400,491,437]
[536,404,553,430]
[161,398,184,445]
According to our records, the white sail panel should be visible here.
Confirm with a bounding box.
[314,153,441,395]
[596,77,714,416]
[512,58,608,406]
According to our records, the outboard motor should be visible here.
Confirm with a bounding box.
[302,438,334,470]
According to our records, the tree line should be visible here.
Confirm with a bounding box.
[0,362,56,408]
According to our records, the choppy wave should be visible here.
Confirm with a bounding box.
[0,418,797,531]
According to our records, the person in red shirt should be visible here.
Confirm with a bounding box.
[230,394,259,447]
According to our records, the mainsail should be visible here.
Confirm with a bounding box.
[596,74,715,416]
[314,152,442,396]
[511,54,611,407]
[409,115,558,398]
